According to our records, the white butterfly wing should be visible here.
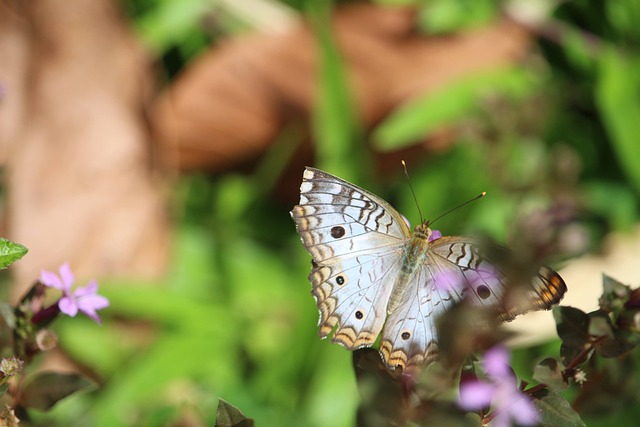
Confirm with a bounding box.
[291,168,410,349]
[379,266,453,370]
[380,236,566,372]
[430,236,566,320]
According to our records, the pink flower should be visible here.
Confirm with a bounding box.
[459,346,539,427]
[40,263,109,324]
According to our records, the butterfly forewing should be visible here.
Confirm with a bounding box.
[291,168,410,349]
[429,236,567,320]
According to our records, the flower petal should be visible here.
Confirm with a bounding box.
[483,346,512,379]
[79,308,102,324]
[58,296,78,317]
[78,294,110,311]
[510,395,539,425]
[58,263,74,291]
[74,280,98,297]
[490,411,511,427]
[459,381,494,410]
[40,269,63,289]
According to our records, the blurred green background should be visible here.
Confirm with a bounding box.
[24,0,640,425]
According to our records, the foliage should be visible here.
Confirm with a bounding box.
[17,0,640,426]
[0,240,100,425]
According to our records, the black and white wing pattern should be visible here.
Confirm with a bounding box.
[291,168,411,350]
[379,236,566,371]
[291,167,567,373]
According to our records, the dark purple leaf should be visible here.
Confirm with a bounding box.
[553,306,590,347]
[533,358,568,391]
[531,388,586,427]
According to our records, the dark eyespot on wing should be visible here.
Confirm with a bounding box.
[331,226,346,238]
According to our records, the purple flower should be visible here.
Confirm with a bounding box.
[459,346,539,427]
[40,263,109,324]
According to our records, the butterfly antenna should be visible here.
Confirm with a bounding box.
[402,160,424,223]
[428,191,487,226]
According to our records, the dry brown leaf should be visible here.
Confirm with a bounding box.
[1,0,170,297]
[153,4,532,175]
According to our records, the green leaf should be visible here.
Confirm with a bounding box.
[215,399,254,427]
[595,49,640,194]
[532,388,586,427]
[0,303,16,329]
[418,0,495,34]
[135,0,211,54]
[533,358,568,391]
[0,238,28,270]
[21,372,95,410]
[372,66,534,151]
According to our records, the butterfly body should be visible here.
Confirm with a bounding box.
[389,224,432,314]
[291,167,566,373]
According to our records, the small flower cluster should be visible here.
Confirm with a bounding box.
[40,263,109,324]
[459,346,538,427]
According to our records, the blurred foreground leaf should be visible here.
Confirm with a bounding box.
[596,49,640,194]
[21,372,95,411]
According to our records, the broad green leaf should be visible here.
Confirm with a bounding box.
[595,49,640,194]
[533,358,568,391]
[21,372,95,411]
[0,238,28,270]
[532,388,586,427]
[215,399,254,427]
[373,66,534,151]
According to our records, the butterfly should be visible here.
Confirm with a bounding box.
[290,167,567,373]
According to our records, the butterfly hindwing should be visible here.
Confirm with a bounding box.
[379,267,452,370]
[310,252,402,349]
